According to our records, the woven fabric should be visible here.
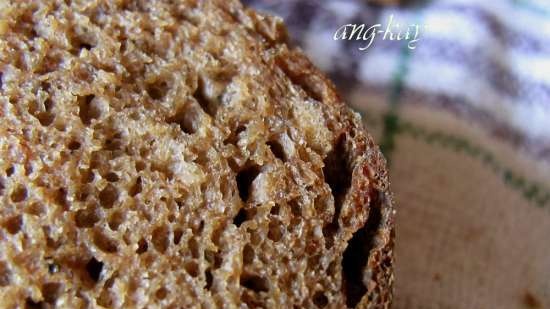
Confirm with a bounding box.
[246,0,550,307]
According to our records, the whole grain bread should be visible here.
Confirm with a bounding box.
[0,0,394,308]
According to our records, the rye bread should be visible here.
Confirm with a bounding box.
[0,0,395,308]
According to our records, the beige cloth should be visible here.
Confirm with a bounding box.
[355,99,550,309]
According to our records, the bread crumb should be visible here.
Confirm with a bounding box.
[0,0,394,307]
[0,19,8,36]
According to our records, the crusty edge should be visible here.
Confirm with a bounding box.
[265,41,396,309]
[214,2,395,307]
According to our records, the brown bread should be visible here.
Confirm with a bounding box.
[0,0,394,308]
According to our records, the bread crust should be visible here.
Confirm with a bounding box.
[272,40,395,309]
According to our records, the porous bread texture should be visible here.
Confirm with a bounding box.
[0,0,394,308]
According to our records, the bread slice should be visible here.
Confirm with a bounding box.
[0,0,394,308]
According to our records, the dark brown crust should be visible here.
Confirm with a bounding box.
[268,41,395,309]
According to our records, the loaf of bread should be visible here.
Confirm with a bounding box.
[0,0,394,308]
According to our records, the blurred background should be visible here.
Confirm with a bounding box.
[244,0,550,308]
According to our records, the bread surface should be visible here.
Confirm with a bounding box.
[0,0,394,308]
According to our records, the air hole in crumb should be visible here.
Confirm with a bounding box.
[93,230,118,253]
[173,228,183,245]
[270,204,280,216]
[70,32,95,53]
[211,226,223,246]
[78,95,100,125]
[48,263,59,274]
[25,299,43,309]
[10,185,27,202]
[342,192,383,308]
[79,42,93,50]
[41,82,51,94]
[146,80,169,100]
[214,255,223,269]
[193,80,217,117]
[188,237,200,259]
[167,107,199,134]
[136,238,148,254]
[54,122,66,132]
[268,220,283,242]
[184,261,199,277]
[0,261,11,286]
[205,269,213,290]
[155,287,168,300]
[86,257,103,282]
[240,273,269,293]
[103,133,123,151]
[236,165,260,202]
[267,140,286,161]
[289,198,302,217]
[152,226,169,253]
[0,179,4,196]
[187,237,199,259]
[6,166,14,177]
[24,163,33,176]
[3,215,22,234]
[129,176,142,196]
[322,223,338,249]
[104,172,119,182]
[313,291,328,308]
[243,244,255,264]
[68,140,81,150]
[99,184,118,208]
[224,125,246,145]
[205,250,222,269]
[37,112,55,126]
[195,220,205,234]
[75,207,99,228]
[44,98,54,111]
[135,161,146,172]
[80,169,94,183]
[54,188,70,210]
[323,134,351,223]
[327,261,337,276]
[108,211,124,231]
[42,282,61,304]
[233,208,247,227]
